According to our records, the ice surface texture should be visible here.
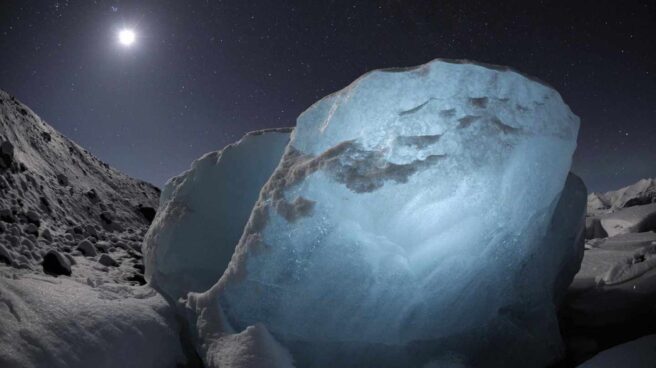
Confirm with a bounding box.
[189,59,584,367]
[143,129,291,300]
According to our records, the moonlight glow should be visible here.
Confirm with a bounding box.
[118,29,136,46]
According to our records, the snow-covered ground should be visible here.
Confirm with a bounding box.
[562,179,656,366]
[0,266,185,368]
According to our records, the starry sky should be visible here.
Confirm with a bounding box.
[0,1,654,192]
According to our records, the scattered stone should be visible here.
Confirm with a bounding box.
[40,228,53,241]
[85,189,99,202]
[0,208,15,223]
[0,141,14,168]
[95,241,111,253]
[64,253,76,266]
[77,239,97,257]
[99,211,113,225]
[127,273,146,285]
[83,224,98,238]
[25,210,40,226]
[133,262,145,273]
[98,254,118,267]
[135,205,156,223]
[42,250,72,276]
[4,235,18,247]
[0,244,12,265]
[24,223,39,235]
[56,173,69,186]
[21,238,35,250]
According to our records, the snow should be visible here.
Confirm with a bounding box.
[0,266,185,368]
[0,90,184,366]
[561,179,656,365]
[143,128,291,300]
[578,334,656,368]
[587,178,656,217]
[599,203,656,237]
[184,59,583,367]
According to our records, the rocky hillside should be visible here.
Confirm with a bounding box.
[0,89,159,281]
[0,90,189,368]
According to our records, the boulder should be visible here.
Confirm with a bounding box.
[42,250,71,276]
[77,239,97,257]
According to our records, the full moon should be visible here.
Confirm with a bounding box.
[118,29,136,46]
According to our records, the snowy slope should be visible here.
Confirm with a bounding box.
[0,90,189,367]
[563,178,656,365]
[587,178,656,217]
[0,89,159,280]
[0,266,186,368]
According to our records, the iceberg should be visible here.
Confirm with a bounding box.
[178,59,584,367]
[143,129,291,300]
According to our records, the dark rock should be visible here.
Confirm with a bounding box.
[136,205,156,223]
[21,238,35,250]
[24,223,39,235]
[40,228,53,241]
[64,253,76,265]
[56,173,68,186]
[41,132,51,142]
[77,239,97,257]
[39,196,51,212]
[85,189,99,202]
[133,262,145,273]
[95,241,110,253]
[0,141,14,168]
[0,244,12,265]
[0,208,15,223]
[127,273,146,285]
[42,250,72,276]
[25,210,40,226]
[100,211,113,224]
[98,254,118,267]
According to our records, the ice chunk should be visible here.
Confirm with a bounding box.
[143,129,291,300]
[185,59,582,367]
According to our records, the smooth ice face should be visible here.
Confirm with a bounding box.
[202,60,582,366]
[143,129,290,300]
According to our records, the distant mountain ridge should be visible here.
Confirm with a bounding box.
[587,178,656,217]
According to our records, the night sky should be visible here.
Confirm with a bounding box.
[0,1,654,192]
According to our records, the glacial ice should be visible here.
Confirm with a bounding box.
[143,129,290,300]
[185,59,584,367]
